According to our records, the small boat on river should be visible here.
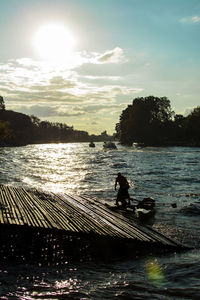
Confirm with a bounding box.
[132,142,146,148]
[135,197,155,219]
[103,141,117,150]
[106,197,155,220]
[89,141,95,147]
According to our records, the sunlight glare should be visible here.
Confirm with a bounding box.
[33,24,76,61]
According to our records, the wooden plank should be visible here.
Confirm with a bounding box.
[93,201,180,247]
[53,193,120,236]
[64,194,144,238]
[10,187,34,227]
[83,197,153,241]
[0,185,188,250]
[5,186,27,226]
[38,193,104,234]
[56,193,139,239]
[81,195,181,247]
[19,188,49,229]
[3,186,23,226]
[23,190,60,230]
[0,189,5,224]
[15,187,43,228]
[3,187,19,225]
[0,187,11,224]
[52,193,119,236]
[62,194,150,241]
[26,190,78,232]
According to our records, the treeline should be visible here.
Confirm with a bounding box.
[0,96,113,147]
[116,96,200,146]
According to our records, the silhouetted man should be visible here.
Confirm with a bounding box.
[115,172,131,206]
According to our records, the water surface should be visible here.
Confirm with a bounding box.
[0,143,200,299]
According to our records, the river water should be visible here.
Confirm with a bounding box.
[0,142,200,299]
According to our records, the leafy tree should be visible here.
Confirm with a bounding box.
[116,96,174,145]
[184,106,200,143]
[30,115,40,127]
[170,114,186,142]
[0,97,115,146]
[0,120,12,145]
[0,96,5,111]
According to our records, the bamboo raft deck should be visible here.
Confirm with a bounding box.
[0,185,190,263]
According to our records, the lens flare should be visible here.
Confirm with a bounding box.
[146,259,165,286]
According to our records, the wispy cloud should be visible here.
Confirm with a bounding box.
[192,16,200,23]
[10,101,127,119]
[0,47,143,124]
[11,104,85,117]
[95,47,126,64]
[180,15,200,23]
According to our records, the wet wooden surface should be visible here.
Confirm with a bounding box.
[0,185,187,249]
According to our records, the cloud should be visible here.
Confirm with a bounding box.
[180,16,200,23]
[80,75,121,81]
[72,102,127,114]
[192,16,200,23]
[96,47,126,64]
[11,104,85,118]
[0,48,128,96]
[18,105,60,117]
[0,56,142,107]
[0,48,144,132]
[49,76,76,88]
[11,101,129,119]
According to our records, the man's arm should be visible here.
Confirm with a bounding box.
[126,179,130,188]
[114,179,118,190]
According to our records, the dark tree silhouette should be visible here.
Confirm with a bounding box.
[0,120,12,145]
[0,98,115,147]
[184,106,200,143]
[116,96,174,145]
[0,96,5,111]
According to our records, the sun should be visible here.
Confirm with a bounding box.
[33,24,76,61]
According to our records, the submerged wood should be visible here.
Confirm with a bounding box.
[0,185,190,263]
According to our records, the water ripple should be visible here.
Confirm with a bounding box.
[1,143,200,299]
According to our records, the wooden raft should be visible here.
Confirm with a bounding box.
[0,184,187,250]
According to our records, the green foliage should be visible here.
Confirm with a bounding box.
[116,96,200,146]
[116,96,174,145]
[0,109,112,146]
[0,97,112,146]
[0,109,91,146]
[0,120,12,145]
[0,110,35,146]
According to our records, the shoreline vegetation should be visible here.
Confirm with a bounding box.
[0,96,115,147]
[116,96,200,148]
[0,95,200,147]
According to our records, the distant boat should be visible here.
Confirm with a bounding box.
[132,142,146,148]
[103,141,117,150]
[89,141,95,147]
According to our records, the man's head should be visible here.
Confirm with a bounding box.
[117,172,121,177]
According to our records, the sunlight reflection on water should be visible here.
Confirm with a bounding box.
[1,143,200,299]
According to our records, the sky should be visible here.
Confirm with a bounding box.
[0,0,200,134]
